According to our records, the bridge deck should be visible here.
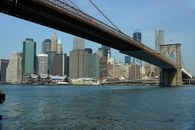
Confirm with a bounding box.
[0,0,176,69]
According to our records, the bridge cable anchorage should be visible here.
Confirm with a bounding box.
[88,0,121,32]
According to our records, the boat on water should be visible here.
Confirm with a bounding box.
[57,81,69,85]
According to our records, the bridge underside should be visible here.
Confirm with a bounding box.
[0,0,177,70]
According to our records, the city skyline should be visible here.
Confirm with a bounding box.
[0,0,195,76]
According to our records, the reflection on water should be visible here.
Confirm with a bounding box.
[1,85,195,129]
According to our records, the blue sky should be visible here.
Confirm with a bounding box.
[0,0,195,76]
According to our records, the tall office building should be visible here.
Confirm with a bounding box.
[57,38,63,54]
[133,29,142,42]
[22,38,36,78]
[88,53,100,80]
[52,54,64,76]
[125,56,131,64]
[0,59,9,83]
[102,45,111,57]
[133,30,142,65]
[63,54,69,77]
[155,30,164,52]
[41,39,51,54]
[69,50,89,79]
[129,63,141,80]
[50,32,57,52]
[70,38,89,78]
[73,37,85,50]
[6,52,22,83]
[37,54,48,75]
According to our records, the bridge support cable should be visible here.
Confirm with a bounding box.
[88,0,121,32]
[63,0,81,11]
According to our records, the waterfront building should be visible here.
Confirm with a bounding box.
[69,50,89,79]
[129,63,141,80]
[37,54,48,75]
[57,38,63,54]
[50,32,57,52]
[73,37,85,50]
[22,38,36,78]
[0,59,9,83]
[6,52,22,83]
[155,30,164,52]
[41,39,51,54]
[88,53,100,80]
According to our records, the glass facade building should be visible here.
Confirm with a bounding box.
[22,38,36,77]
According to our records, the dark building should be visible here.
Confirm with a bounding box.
[63,54,69,77]
[46,51,56,75]
[0,59,9,83]
[99,56,107,79]
[125,56,131,64]
[133,30,142,65]
[52,54,63,76]
[102,45,111,57]
[41,39,51,54]
[85,48,93,54]
[133,29,142,42]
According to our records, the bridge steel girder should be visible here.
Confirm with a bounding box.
[0,0,177,69]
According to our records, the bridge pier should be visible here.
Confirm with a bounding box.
[160,68,182,86]
[160,43,182,87]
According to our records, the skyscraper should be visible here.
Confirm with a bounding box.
[69,50,89,79]
[22,38,36,78]
[41,39,51,54]
[73,37,85,50]
[57,38,63,54]
[6,52,22,83]
[69,38,89,78]
[102,45,111,57]
[50,32,57,52]
[125,56,131,64]
[88,53,100,80]
[52,54,65,76]
[155,30,164,52]
[133,29,142,42]
[37,54,48,75]
[0,59,9,83]
[133,30,142,64]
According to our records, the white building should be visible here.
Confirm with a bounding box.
[37,54,48,75]
[6,52,22,83]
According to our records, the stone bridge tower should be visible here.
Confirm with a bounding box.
[160,44,182,86]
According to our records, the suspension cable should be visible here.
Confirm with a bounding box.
[63,0,81,11]
[88,0,121,32]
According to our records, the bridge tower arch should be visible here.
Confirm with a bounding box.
[160,43,182,86]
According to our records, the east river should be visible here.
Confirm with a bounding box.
[1,85,195,130]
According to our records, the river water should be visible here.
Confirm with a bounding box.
[1,85,195,130]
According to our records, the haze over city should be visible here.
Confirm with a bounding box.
[0,0,195,76]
